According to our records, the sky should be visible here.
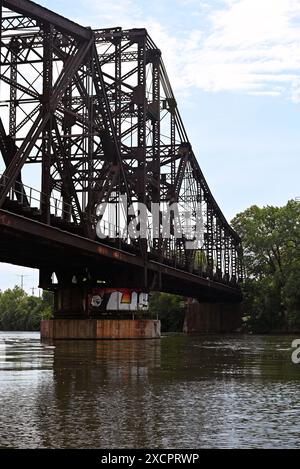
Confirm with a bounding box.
[1,0,300,292]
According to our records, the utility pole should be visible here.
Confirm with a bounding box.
[16,274,29,290]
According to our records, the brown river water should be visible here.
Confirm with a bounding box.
[0,332,300,448]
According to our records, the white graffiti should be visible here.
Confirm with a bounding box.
[90,289,148,311]
[91,295,103,308]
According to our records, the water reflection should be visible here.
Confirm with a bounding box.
[0,332,300,448]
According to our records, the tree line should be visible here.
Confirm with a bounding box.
[0,286,53,331]
[232,199,300,333]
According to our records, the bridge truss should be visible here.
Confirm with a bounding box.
[0,0,243,293]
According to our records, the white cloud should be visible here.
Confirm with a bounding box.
[72,0,141,29]
[76,0,300,100]
[192,0,300,96]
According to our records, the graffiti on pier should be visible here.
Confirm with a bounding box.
[89,288,148,312]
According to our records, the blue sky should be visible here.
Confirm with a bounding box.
[1,0,300,291]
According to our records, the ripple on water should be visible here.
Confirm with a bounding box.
[0,332,300,448]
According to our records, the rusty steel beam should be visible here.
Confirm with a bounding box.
[0,209,242,300]
[2,0,92,39]
[0,0,244,291]
[0,36,94,207]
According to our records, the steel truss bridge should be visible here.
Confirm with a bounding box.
[0,0,243,304]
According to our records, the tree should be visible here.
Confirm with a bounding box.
[231,200,300,332]
[0,286,53,331]
[149,292,185,332]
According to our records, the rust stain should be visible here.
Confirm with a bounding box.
[97,245,126,262]
[0,213,12,226]
[97,246,109,256]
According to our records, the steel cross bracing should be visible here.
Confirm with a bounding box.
[0,0,244,289]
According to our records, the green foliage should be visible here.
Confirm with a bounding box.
[232,200,300,333]
[0,286,53,331]
[149,292,185,332]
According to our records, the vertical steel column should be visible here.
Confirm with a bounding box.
[224,233,230,281]
[41,23,53,224]
[216,220,222,279]
[114,37,122,148]
[170,108,176,191]
[136,32,147,285]
[149,49,161,256]
[170,108,177,263]
[114,36,122,248]
[206,202,214,278]
[195,180,203,273]
[9,39,17,138]
[231,238,237,282]
[62,85,72,222]
[151,49,161,203]
[136,33,146,206]
[87,55,94,231]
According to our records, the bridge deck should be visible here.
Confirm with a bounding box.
[0,208,241,302]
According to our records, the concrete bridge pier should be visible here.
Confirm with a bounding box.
[41,318,161,340]
[183,300,242,334]
[40,284,161,340]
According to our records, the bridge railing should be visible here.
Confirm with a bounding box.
[0,172,73,220]
[0,172,134,239]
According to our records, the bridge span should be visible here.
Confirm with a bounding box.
[0,0,243,338]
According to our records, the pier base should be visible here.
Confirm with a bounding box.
[41,319,161,340]
[183,301,241,334]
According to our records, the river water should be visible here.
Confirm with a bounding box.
[0,332,299,448]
